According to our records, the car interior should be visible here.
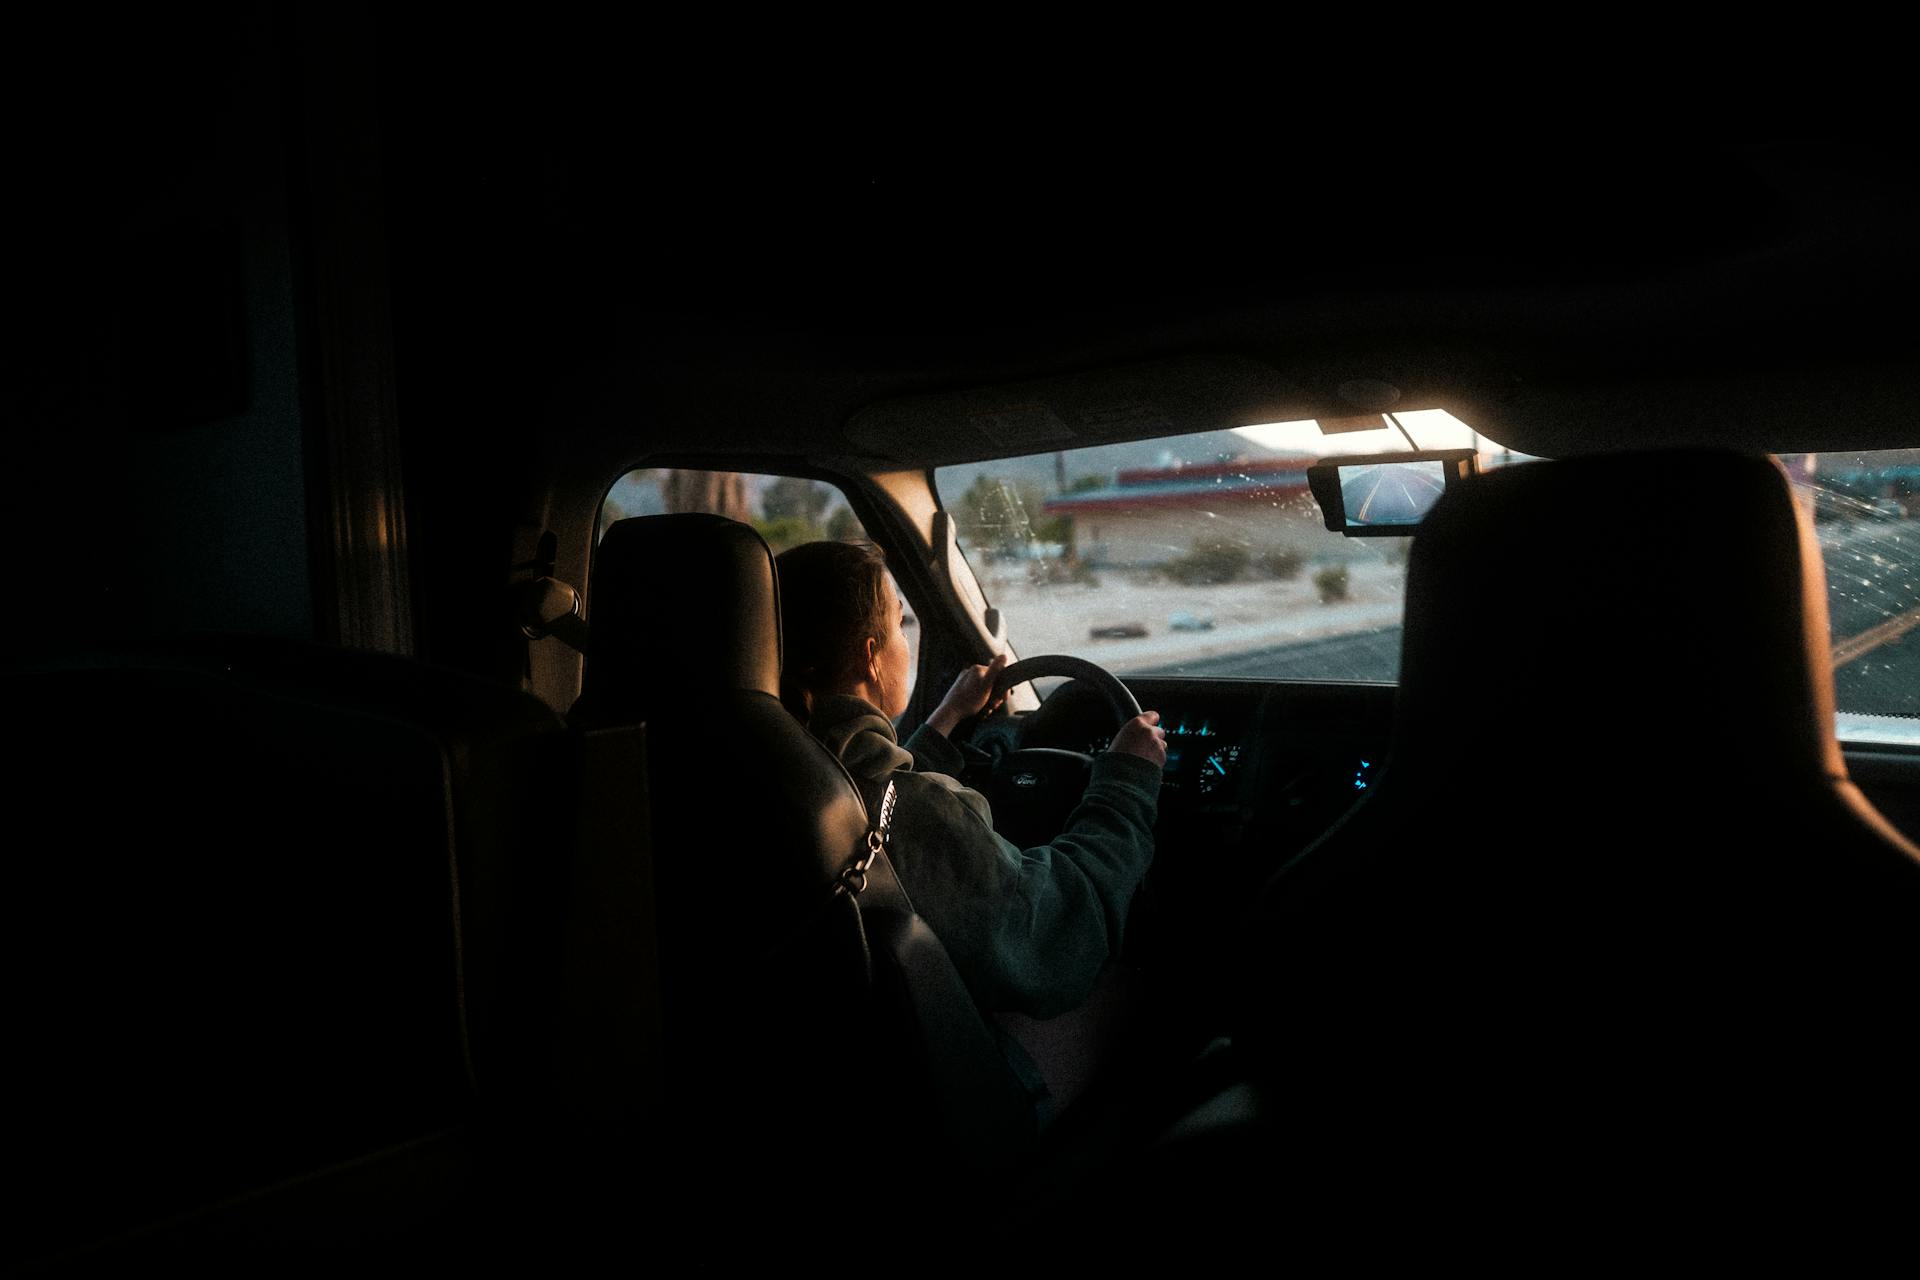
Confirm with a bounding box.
[9,12,1920,1270]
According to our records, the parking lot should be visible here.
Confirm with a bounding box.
[979,558,1406,679]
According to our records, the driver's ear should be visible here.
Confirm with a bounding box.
[864,636,880,683]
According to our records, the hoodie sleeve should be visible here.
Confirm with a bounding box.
[882,729,1161,1019]
[901,720,970,776]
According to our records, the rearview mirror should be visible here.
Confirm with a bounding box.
[1306,449,1479,537]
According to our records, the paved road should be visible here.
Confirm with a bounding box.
[1109,518,1920,716]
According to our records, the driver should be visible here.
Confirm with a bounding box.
[774,540,1166,1117]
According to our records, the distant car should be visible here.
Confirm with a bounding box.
[1089,622,1149,639]
[1169,612,1215,632]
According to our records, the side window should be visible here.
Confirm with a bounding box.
[597,468,917,694]
[1786,451,1920,739]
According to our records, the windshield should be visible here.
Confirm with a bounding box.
[936,428,1920,741]
[935,412,1523,684]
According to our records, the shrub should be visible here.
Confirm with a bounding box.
[1314,565,1351,603]
[1258,547,1306,580]
[1165,536,1251,585]
[1025,554,1095,587]
[751,516,824,554]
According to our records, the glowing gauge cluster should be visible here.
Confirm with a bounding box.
[1195,744,1243,796]
[1087,715,1248,800]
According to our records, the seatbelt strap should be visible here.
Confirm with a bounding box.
[835,778,898,900]
[756,767,895,965]
[839,779,1038,1168]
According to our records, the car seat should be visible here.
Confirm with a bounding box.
[570,514,1037,1245]
[1097,452,1920,1258]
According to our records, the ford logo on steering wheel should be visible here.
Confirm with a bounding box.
[1012,772,1043,788]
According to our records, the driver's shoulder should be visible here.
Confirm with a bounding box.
[808,695,905,774]
[886,761,998,839]
[838,724,914,783]
[841,735,995,835]
[808,699,992,825]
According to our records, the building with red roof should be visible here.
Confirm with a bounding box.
[1043,456,1328,568]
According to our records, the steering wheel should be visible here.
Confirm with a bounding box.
[976,655,1142,849]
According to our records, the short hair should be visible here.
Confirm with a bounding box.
[774,540,893,724]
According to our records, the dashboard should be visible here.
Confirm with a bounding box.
[968,671,1920,1056]
[1078,715,1251,801]
[991,674,1920,898]
[967,675,1398,1030]
[994,676,1395,850]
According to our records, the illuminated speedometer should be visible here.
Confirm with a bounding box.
[1195,744,1241,796]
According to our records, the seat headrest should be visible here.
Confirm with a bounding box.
[1394,450,1842,787]
[578,514,781,723]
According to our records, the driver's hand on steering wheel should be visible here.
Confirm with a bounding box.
[927,652,1011,738]
[1110,711,1169,768]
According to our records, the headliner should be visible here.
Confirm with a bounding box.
[20,14,1917,469]
[500,126,1920,467]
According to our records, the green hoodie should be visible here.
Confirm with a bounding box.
[806,694,1161,1019]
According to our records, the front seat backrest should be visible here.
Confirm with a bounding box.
[1233,451,1920,1225]
[577,515,891,953]
[572,515,1033,1218]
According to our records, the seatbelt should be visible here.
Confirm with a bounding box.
[833,778,897,900]
[833,770,1038,1170]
